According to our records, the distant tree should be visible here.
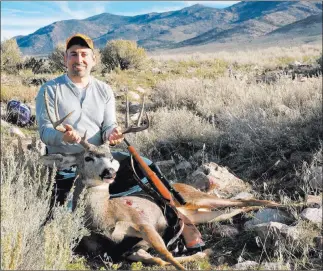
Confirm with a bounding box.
[48,43,66,72]
[1,39,23,74]
[101,40,147,71]
[92,49,103,73]
[317,54,322,69]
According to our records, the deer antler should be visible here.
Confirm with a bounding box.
[79,130,92,150]
[122,93,149,135]
[44,89,92,150]
[44,90,74,133]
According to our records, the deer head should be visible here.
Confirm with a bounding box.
[41,90,120,188]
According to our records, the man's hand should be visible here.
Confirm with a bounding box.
[63,124,81,143]
[108,127,124,145]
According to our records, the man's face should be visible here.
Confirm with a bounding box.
[65,45,96,78]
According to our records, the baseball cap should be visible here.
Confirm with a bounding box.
[66,33,94,50]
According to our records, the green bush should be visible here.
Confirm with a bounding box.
[1,39,23,74]
[48,43,66,73]
[101,40,147,71]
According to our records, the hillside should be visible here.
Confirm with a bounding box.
[14,1,322,55]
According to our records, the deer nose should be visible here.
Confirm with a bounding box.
[100,168,117,179]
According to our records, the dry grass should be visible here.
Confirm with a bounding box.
[151,44,322,68]
[1,43,322,270]
[131,75,322,181]
[1,84,38,103]
[1,145,89,270]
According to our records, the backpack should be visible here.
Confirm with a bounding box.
[6,100,32,127]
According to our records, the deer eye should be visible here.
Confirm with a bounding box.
[85,157,94,162]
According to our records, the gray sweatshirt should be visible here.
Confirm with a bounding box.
[36,74,117,154]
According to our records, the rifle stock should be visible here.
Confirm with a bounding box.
[125,139,186,206]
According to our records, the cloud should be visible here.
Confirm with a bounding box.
[1,29,37,41]
[1,2,107,39]
[53,1,106,19]
[1,16,65,27]
[1,8,43,15]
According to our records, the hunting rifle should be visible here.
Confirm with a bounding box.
[121,113,187,206]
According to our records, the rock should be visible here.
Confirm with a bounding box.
[245,209,294,229]
[175,161,192,171]
[189,162,251,197]
[262,262,290,270]
[9,127,25,138]
[190,171,216,191]
[306,194,322,207]
[300,208,322,224]
[232,261,258,270]
[249,222,299,242]
[212,225,240,239]
[231,192,254,200]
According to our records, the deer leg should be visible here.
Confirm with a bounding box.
[127,243,213,266]
[184,198,281,210]
[177,207,261,224]
[173,183,280,210]
[139,224,185,270]
[126,248,169,267]
[174,248,213,263]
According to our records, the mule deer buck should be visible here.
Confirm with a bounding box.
[41,90,216,270]
[41,89,282,268]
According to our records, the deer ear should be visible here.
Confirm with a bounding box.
[40,154,78,169]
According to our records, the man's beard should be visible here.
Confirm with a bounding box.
[70,64,91,77]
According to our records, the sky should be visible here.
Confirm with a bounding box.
[1,1,239,41]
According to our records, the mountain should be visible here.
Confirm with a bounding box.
[267,13,322,38]
[174,1,322,47]
[14,2,322,56]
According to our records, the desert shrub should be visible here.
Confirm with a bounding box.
[92,48,103,74]
[316,54,322,69]
[126,107,221,166]
[1,39,23,74]
[48,43,66,73]
[151,44,322,69]
[1,145,88,270]
[150,76,322,181]
[214,78,322,180]
[153,77,217,114]
[101,40,147,71]
[0,84,38,103]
